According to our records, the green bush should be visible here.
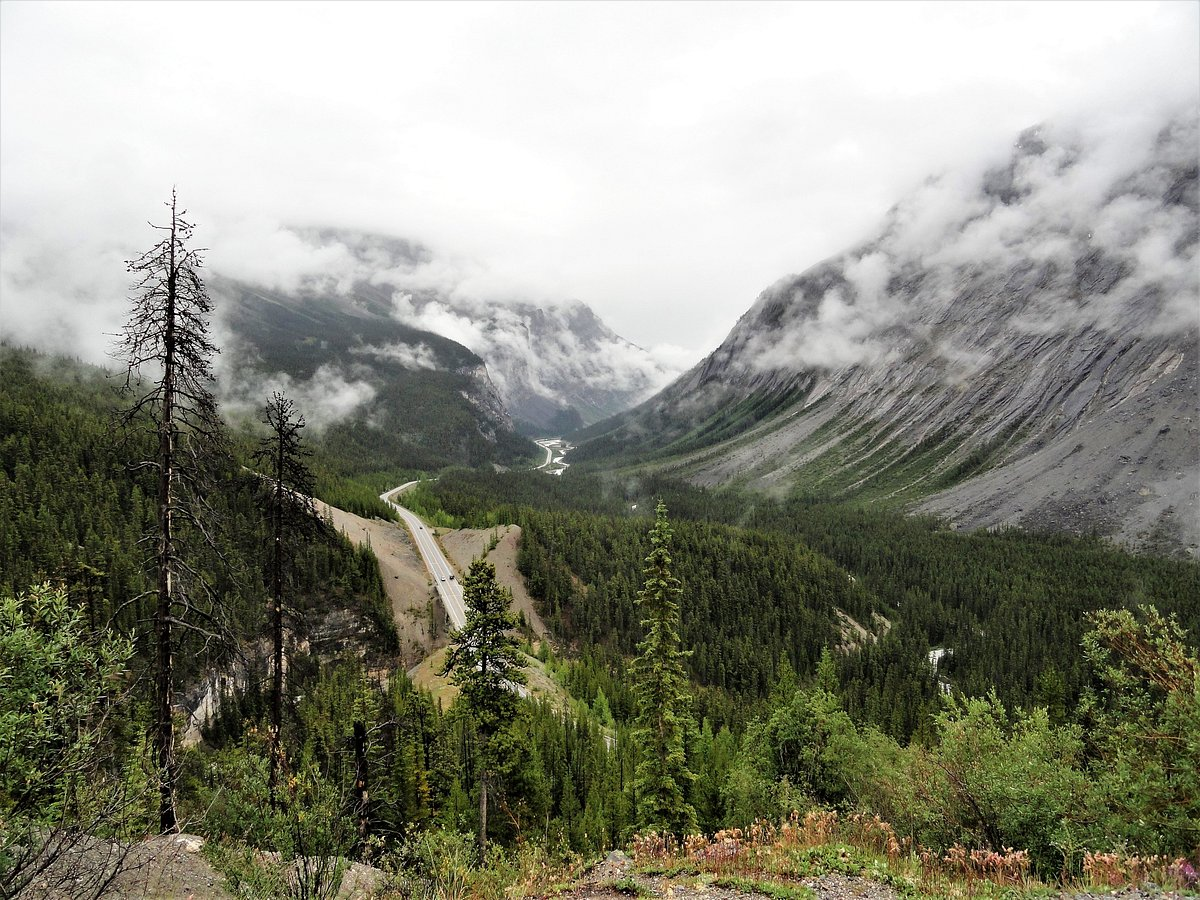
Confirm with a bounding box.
[0,583,138,895]
[186,738,354,899]
[1079,606,1200,855]
[911,694,1086,875]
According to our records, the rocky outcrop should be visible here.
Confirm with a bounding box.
[459,361,514,437]
[476,299,671,431]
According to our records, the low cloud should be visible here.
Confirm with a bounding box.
[0,227,133,364]
[213,229,684,415]
[220,362,377,433]
[350,341,439,370]
[742,108,1199,376]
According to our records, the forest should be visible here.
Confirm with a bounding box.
[2,223,1198,900]
[4,338,1197,898]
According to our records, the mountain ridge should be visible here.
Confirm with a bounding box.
[574,112,1200,554]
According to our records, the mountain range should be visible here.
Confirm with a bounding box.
[574,113,1199,555]
[211,228,672,436]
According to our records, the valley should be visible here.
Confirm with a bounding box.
[535,437,574,475]
[2,105,1197,900]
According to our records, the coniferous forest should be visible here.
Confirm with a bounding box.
[2,208,1198,900]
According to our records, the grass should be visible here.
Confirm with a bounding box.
[711,875,817,900]
[606,876,652,896]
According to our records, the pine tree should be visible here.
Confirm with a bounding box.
[439,559,526,853]
[632,501,697,837]
[115,189,224,833]
[251,390,318,806]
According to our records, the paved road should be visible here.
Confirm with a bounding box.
[534,438,571,475]
[381,483,531,698]
[380,484,466,630]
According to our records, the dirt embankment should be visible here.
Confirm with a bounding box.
[318,502,437,667]
[438,524,548,637]
[319,505,549,672]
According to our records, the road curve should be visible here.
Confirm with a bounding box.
[380,484,466,630]
[534,438,571,475]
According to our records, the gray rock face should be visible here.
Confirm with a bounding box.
[582,113,1199,554]
[458,360,514,437]
[476,298,670,431]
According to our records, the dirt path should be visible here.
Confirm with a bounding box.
[560,851,902,900]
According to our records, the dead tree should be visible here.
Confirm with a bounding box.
[252,390,317,806]
[115,189,224,834]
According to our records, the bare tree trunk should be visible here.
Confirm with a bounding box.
[353,720,369,844]
[252,390,316,809]
[119,189,222,836]
[156,202,179,835]
[269,444,284,805]
[479,770,488,857]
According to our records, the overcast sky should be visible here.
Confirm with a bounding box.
[2,0,1197,370]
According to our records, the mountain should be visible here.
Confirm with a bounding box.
[210,274,534,473]
[458,297,670,435]
[575,113,1199,554]
[213,228,670,434]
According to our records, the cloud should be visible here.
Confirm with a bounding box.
[0,225,133,363]
[740,107,1198,376]
[219,362,377,433]
[2,2,1195,373]
[206,218,361,296]
[350,341,439,371]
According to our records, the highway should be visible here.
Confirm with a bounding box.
[380,484,466,630]
[534,438,571,475]
[380,482,531,698]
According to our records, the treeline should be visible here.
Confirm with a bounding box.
[516,510,876,707]
[196,662,639,855]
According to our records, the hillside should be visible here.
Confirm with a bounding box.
[574,113,1200,554]
[211,274,535,474]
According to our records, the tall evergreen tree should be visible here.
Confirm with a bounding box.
[252,390,318,806]
[632,501,697,837]
[439,559,526,853]
[115,189,224,833]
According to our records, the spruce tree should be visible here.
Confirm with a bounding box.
[115,189,224,833]
[439,559,526,853]
[251,390,317,806]
[632,501,697,837]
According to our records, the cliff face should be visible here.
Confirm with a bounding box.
[578,113,1199,554]
[475,299,670,432]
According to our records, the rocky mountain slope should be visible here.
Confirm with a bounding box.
[211,274,533,471]
[214,228,670,434]
[575,113,1199,554]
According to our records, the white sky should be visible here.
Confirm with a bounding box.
[1,0,1197,369]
